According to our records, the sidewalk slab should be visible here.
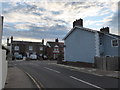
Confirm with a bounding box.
[4,66,37,88]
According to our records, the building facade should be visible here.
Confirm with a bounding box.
[8,37,46,60]
[63,18,120,63]
[46,39,64,60]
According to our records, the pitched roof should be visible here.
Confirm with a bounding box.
[63,26,120,40]
[12,40,42,45]
[46,41,64,48]
[63,26,97,40]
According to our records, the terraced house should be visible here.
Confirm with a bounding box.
[46,38,64,60]
[7,36,46,60]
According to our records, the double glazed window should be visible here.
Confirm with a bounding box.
[112,39,119,47]
[40,47,43,51]
[29,46,33,50]
[54,48,59,51]
[14,46,19,51]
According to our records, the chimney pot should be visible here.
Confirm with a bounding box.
[100,27,109,33]
[73,18,83,28]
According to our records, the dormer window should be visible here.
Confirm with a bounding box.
[53,45,59,53]
[112,39,119,47]
[54,45,59,48]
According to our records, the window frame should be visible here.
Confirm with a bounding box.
[14,46,19,51]
[111,39,119,47]
[29,46,33,51]
[40,47,43,51]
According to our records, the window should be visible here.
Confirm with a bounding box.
[29,46,33,50]
[14,46,19,51]
[54,48,59,51]
[112,39,119,47]
[40,47,43,51]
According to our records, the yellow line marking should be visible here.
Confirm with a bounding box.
[25,72,43,89]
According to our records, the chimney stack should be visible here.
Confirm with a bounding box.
[42,39,44,45]
[7,37,9,46]
[100,27,109,33]
[55,38,59,43]
[73,18,83,28]
[11,36,13,43]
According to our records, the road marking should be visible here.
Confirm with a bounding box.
[25,72,42,89]
[93,74,103,77]
[44,67,61,73]
[70,76,105,90]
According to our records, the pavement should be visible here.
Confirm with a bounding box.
[4,60,119,89]
[51,63,120,79]
[4,65,38,89]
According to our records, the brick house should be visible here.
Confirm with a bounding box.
[7,36,46,60]
[46,39,64,60]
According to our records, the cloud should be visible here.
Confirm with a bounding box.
[1,0,120,45]
[106,2,120,35]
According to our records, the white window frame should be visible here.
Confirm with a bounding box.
[14,46,19,51]
[111,39,119,47]
[29,46,33,51]
[40,47,43,51]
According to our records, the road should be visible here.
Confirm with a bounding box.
[9,60,119,89]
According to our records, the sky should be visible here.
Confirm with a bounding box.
[0,0,120,45]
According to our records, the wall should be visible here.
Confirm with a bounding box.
[0,16,3,90]
[0,48,2,89]
[0,16,7,89]
[2,50,7,88]
[103,35,120,56]
[64,28,96,63]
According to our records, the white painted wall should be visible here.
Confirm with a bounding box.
[0,16,7,89]
[0,16,3,90]
[64,28,96,63]
[0,48,2,89]
[2,50,7,88]
[0,16,3,46]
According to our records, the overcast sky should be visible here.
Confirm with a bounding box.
[0,0,119,45]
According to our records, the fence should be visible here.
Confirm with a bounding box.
[94,56,120,71]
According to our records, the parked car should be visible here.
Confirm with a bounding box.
[15,54,23,60]
[30,54,37,60]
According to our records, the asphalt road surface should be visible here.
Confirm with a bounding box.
[9,60,119,89]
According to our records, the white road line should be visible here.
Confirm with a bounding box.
[70,76,105,90]
[44,67,61,73]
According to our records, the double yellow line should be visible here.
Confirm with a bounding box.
[24,71,44,90]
